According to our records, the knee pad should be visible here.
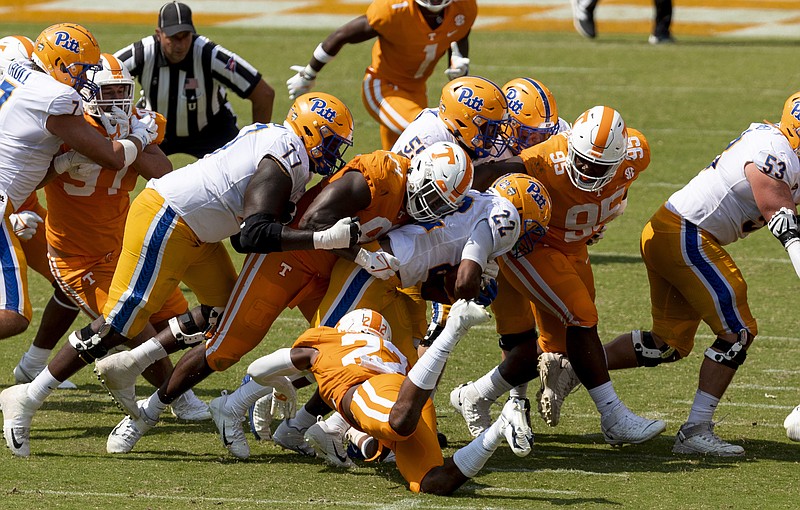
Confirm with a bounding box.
[68,324,112,363]
[499,328,538,351]
[704,330,749,369]
[169,312,204,349]
[631,330,680,367]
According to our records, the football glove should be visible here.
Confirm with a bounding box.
[98,106,131,138]
[270,376,297,420]
[444,55,470,80]
[448,298,491,333]
[9,210,43,241]
[475,278,498,306]
[286,65,317,100]
[586,224,607,246]
[312,217,360,250]
[129,113,159,148]
[53,150,98,175]
[355,248,400,280]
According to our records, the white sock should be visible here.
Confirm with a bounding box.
[27,367,60,405]
[407,323,463,390]
[133,338,168,371]
[247,348,298,384]
[510,383,528,399]
[288,405,317,431]
[686,389,719,424]
[324,412,350,434]
[23,345,51,367]
[141,392,168,422]
[473,367,513,401]
[226,379,272,418]
[587,381,621,416]
[452,417,505,478]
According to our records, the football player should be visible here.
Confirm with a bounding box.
[502,78,571,156]
[595,91,800,455]
[0,92,359,457]
[449,106,667,446]
[245,302,515,495]
[100,142,471,456]
[286,0,477,150]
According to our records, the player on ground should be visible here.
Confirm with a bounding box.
[286,0,477,150]
[450,106,666,446]
[246,302,514,495]
[0,92,359,457]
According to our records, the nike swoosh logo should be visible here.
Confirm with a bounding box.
[332,439,348,463]
[447,30,459,37]
[10,429,24,450]
[222,423,233,447]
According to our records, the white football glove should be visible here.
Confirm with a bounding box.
[586,224,607,246]
[269,375,297,420]
[53,150,98,175]
[129,113,159,148]
[98,106,131,138]
[286,65,317,100]
[444,55,470,80]
[355,248,401,280]
[9,210,43,240]
[447,298,491,333]
[312,217,360,250]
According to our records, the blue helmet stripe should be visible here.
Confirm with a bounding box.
[522,78,551,121]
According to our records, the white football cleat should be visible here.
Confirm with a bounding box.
[601,404,666,445]
[304,418,354,468]
[450,382,493,437]
[273,419,315,456]
[94,350,143,419]
[171,390,211,421]
[13,356,77,389]
[536,352,582,427]
[784,404,800,442]
[502,397,534,457]
[672,422,744,456]
[209,391,249,459]
[0,384,41,457]
[106,400,157,454]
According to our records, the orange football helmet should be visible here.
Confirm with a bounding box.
[336,309,392,344]
[439,76,509,159]
[85,53,135,118]
[0,35,34,77]
[491,173,551,258]
[778,91,800,155]
[32,23,101,100]
[568,106,628,192]
[285,92,354,176]
[502,78,560,154]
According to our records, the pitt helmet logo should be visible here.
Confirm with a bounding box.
[791,101,800,121]
[457,87,484,112]
[506,88,523,115]
[310,98,337,122]
[54,31,81,54]
[526,180,547,208]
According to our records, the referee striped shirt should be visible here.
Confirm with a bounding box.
[114,34,262,140]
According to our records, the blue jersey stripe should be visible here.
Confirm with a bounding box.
[0,230,19,310]
[323,268,373,327]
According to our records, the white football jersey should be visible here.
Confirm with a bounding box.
[668,123,800,245]
[391,108,512,164]
[388,190,521,288]
[0,61,83,209]
[148,123,311,243]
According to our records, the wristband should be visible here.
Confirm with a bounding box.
[787,239,800,278]
[117,139,139,168]
[301,64,318,79]
[313,43,336,64]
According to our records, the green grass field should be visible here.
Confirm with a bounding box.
[1,22,799,509]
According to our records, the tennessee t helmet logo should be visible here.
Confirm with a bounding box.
[457,87,484,112]
[310,98,337,122]
[53,31,80,54]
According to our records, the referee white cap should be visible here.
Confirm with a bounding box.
[158,2,196,37]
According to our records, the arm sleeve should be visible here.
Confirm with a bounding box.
[210,43,263,98]
[460,220,496,269]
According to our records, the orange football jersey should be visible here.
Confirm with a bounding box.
[45,110,167,257]
[519,128,650,254]
[293,326,409,410]
[366,0,477,87]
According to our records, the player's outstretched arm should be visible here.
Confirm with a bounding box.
[47,113,143,171]
[131,143,172,180]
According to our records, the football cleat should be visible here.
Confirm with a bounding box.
[0,384,41,457]
[13,355,77,389]
[304,418,354,468]
[209,391,250,460]
[571,0,596,38]
[502,397,534,457]
[536,352,582,427]
[170,390,211,421]
[672,422,745,456]
[106,400,157,454]
[94,349,144,419]
[273,419,315,456]
[601,404,666,445]
[784,404,800,442]
[450,382,493,437]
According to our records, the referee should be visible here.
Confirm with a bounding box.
[114,1,275,158]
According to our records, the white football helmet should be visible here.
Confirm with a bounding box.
[415,0,453,13]
[567,106,628,192]
[406,141,473,222]
[85,53,135,119]
[336,309,392,344]
[0,35,33,78]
